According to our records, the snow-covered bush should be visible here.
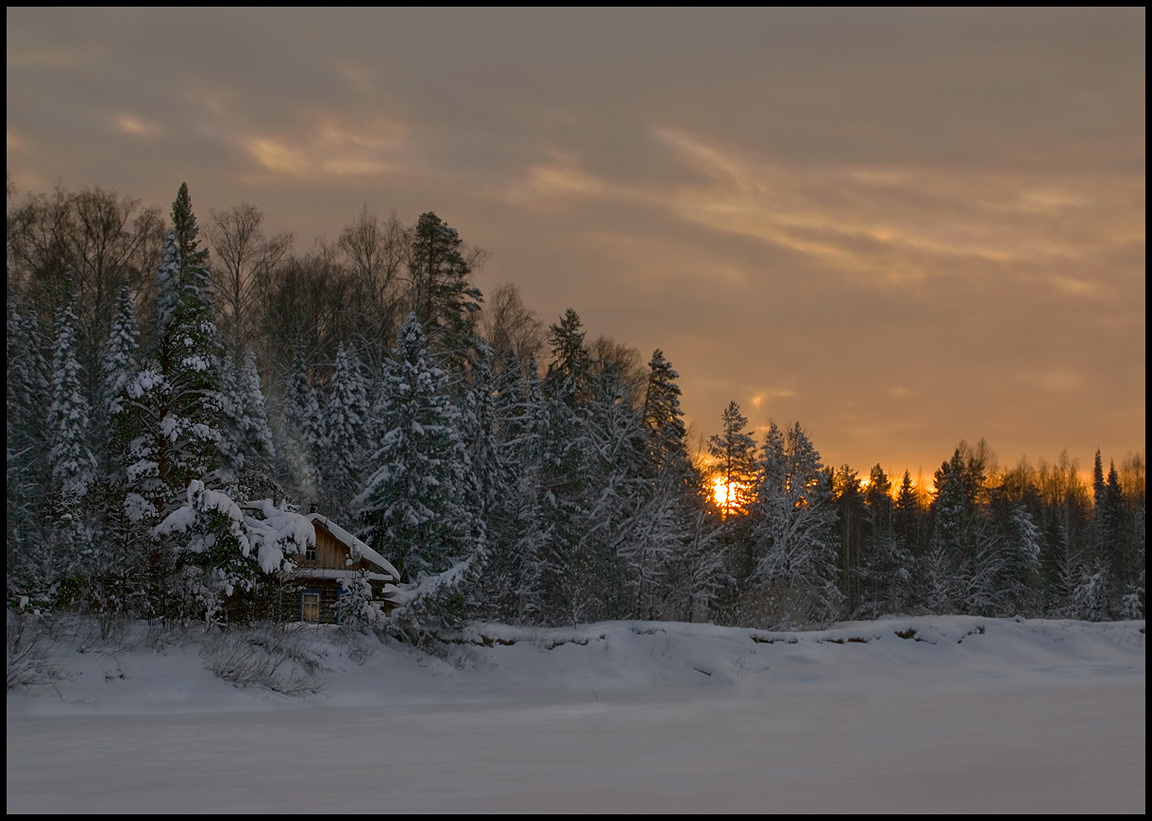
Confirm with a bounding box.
[334,570,383,629]
[384,552,485,649]
[154,481,314,625]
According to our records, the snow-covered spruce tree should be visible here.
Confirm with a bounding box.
[1069,562,1112,622]
[482,351,549,624]
[98,284,141,473]
[46,278,97,497]
[1061,458,1120,620]
[708,401,759,518]
[458,346,516,621]
[87,282,151,615]
[920,449,968,614]
[238,350,276,472]
[856,531,913,618]
[893,469,926,558]
[638,350,718,621]
[921,444,997,615]
[121,185,228,617]
[748,422,843,628]
[1092,452,1117,573]
[829,466,866,613]
[594,349,698,622]
[160,184,225,491]
[933,444,989,553]
[461,345,500,523]
[7,292,49,471]
[333,569,381,628]
[642,350,687,462]
[672,507,725,623]
[1119,535,1144,620]
[7,290,51,604]
[356,314,486,637]
[955,518,1007,615]
[218,354,241,478]
[538,309,596,625]
[1002,504,1043,615]
[314,342,370,520]
[619,462,692,621]
[128,187,226,513]
[1090,454,1128,613]
[576,358,652,622]
[219,349,277,496]
[856,466,915,618]
[42,276,99,605]
[357,314,482,585]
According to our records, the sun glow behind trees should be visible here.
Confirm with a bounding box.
[711,475,752,516]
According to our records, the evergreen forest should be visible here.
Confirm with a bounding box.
[6,181,1146,637]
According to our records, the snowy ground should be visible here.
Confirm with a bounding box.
[7,616,1145,813]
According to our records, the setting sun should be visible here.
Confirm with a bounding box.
[712,477,752,515]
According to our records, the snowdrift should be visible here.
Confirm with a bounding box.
[7,615,1143,712]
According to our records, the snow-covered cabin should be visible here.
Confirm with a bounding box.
[291,514,403,623]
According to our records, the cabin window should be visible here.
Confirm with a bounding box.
[301,589,321,623]
[305,541,317,562]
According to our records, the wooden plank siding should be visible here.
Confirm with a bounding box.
[297,523,379,574]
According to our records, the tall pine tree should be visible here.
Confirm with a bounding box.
[408,212,483,368]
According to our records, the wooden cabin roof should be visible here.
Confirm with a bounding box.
[305,513,401,582]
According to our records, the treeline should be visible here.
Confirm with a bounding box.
[5,180,1145,633]
[710,404,1144,626]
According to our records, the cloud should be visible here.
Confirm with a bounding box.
[241,113,407,181]
[504,150,635,210]
[504,127,1143,299]
[113,114,164,140]
[6,47,97,69]
[651,127,1143,292]
[1046,275,1102,299]
[751,390,797,410]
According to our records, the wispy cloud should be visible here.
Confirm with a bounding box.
[113,114,164,140]
[505,127,1143,297]
[241,113,407,181]
[6,47,100,69]
[505,150,636,209]
[654,127,1143,293]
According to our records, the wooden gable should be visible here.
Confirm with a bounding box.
[300,519,378,573]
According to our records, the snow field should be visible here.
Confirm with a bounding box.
[7,616,1145,812]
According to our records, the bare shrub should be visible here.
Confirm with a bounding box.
[6,610,63,693]
[200,625,324,695]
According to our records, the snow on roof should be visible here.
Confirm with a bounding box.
[293,568,401,592]
[306,513,401,581]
